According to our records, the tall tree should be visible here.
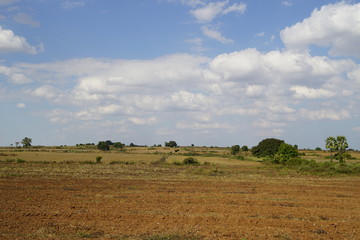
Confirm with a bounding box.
[325,136,337,162]
[335,136,349,163]
[21,137,32,148]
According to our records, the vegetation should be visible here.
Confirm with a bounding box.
[325,136,350,162]
[230,145,240,155]
[165,141,178,148]
[97,141,110,151]
[21,137,32,148]
[251,138,284,158]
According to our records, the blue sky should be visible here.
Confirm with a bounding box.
[1,0,360,149]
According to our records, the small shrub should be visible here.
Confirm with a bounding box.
[96,156,102,164]
[183,157,199,165]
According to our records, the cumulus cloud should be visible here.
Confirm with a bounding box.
[281,2,360,58]
[0,26,38,54]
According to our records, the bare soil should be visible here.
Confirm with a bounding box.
[1,155,360,239]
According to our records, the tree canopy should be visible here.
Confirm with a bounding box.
[251,138,284,158]
[21,137,32,148]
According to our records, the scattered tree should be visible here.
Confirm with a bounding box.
[251,138,284,158]
[113,142,125,149]
[21,137,32,148]
[325,136,337,162]
[241,145,249,152]
[97,141,110,151]
[230,145,240,155]
[325,136,349,162]
[165,141,178,148]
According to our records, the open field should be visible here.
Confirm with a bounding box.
[1,147,360,239]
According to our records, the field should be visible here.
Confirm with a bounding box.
[1,146,360,239]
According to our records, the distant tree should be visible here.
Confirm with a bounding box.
[21,137,32,148]
[15,142,20,148]
[105,140,113,146]
[113,142,125,149]
[315,147,322,151]
[129,143,135,147]
[241,145,249,152]
[325,136,338,162]
[165,141,178,148]
[230,145,240,155]
[251,138,284,158]
[97,141,110,151]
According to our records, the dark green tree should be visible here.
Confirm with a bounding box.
[241,145,249,151]
[251,138,284,158]
[165,141,178,148]
[113,142,125,149]
[230,145,240,155]
[97,141,110,151]
[21,137,32,148]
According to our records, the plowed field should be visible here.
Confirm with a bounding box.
[1,154,360,239]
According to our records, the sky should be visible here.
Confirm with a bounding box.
[0,0,360,149]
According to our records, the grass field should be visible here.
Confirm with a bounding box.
[1,146,360,239]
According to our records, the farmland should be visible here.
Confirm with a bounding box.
[1,146,360,239]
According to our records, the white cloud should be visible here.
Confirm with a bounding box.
[128,117,158,125]
[190,1,246,22]
[222,2,246,15]
[201,25,233,44]
[291,86,336,99]
[13,13,40,27]
[190,1,227,23]
[176,121,231,130]
[300,109,350,121]
[0,65,32,84]
[280,2,360,57]
[0,26,38,54]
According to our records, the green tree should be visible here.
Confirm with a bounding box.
[97,141,110,151]
[274,143,299,164]
[230,145,240,155]
[165,141,177,148]
[241,145,249,152]
[113,142,125,149]
[21,137,32,148]
[325,136,350,163]
[334,136,349,163]
[325,136,337,162]
[251,138,284,158]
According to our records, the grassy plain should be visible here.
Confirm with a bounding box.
[1,146,360,239]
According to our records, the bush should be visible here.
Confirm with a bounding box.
[183,157,200,165]
[96,156,102,163]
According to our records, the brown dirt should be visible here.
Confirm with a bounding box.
[1,170,360,240]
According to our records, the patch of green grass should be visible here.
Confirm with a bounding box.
[109,161,136,165]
